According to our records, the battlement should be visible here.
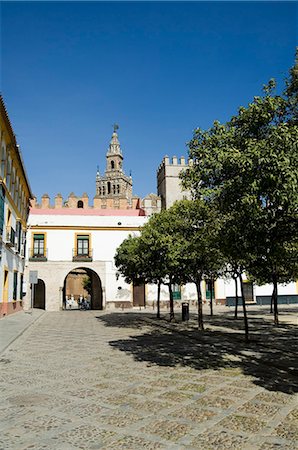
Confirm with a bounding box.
[157,155,191,172]
[30,193,141,210]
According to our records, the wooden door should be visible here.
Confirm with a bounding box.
[133,283,145,307]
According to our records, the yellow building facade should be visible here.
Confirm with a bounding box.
[0,96,33,317]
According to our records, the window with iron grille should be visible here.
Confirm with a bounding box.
[20,274,24,300]
[77,235,89,256]
[13,272,18,300]
[33,234,45,256]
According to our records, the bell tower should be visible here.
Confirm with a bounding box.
[105,124,123,173]
[95,125,133,208]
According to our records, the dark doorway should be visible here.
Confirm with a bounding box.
[242,281,254,302]
[63,267,103,310]
[133,283,145,307]
[33,279,46,309]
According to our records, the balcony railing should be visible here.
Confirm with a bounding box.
[29,248,48,262]
[72,248,93,262]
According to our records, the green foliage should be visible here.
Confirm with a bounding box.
[181,50,298,327]
[167,199,225,284]
[82,276,92,296]
[114,235,144,285]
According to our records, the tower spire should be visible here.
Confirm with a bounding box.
[107,124,122,156]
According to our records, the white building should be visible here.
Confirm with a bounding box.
[24,205,211,311]
[24,208,149,310]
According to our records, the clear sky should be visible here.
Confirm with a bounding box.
[1,1,297,202]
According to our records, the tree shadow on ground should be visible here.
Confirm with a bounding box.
[96,311,298,395]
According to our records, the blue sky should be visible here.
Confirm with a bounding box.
[1,1,297,202]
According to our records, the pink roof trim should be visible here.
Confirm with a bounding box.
[30,208,146,216]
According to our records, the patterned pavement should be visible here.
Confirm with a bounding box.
[0,309,297,449]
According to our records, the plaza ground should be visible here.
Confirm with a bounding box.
[0,305,297,449]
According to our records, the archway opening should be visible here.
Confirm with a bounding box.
[77,200,84,208]
[33,279,46,309]
[63,267,103,310]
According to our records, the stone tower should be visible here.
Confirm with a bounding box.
[95,126,134,208]
[157,156,191,209]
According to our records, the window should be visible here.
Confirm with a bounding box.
[111,160,115,169]
[0,187,5,235]
[11,167,16,200]
[21,230,27,257]
[33,234,45,256]
[172,284,181,300]
[7,208,11,227]
[206,280,215,300]
[20,274,24,300]
[0,145,5,178]
[3,269,9,302]
[77,235,89,256]
[107,182,111,194]
[13,272,18,300]
[6,157,11,188]
[6,209,15,246]
[77,200,83,208]
[15,176,20,206]
[117,185,120,194]
[113,185,116,194]
[15,221,21,253]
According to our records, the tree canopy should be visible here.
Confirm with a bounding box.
[181,51,298,326]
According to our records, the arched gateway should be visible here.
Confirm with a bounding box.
[33,279,46,309]
[63,267,103,310]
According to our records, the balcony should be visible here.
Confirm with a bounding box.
[29,248,48,262]
[72,248,93,262]
[6,226,15,248]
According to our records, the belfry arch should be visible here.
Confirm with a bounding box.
[63,267,103,310]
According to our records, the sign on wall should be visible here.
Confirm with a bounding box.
[29,271,38,285]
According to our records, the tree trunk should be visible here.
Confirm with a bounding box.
[210,278,213,316]
[157,280,161,319]
[239,274,249,343]
[168,283,174,321]
[234,276,239,319]
[270,290,274,313]
[196,279,204,330]
[272,274,279,326]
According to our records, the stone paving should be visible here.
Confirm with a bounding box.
[0,309,297,449]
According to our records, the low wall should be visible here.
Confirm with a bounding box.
[226,295,298,307]
[0,301,23,318]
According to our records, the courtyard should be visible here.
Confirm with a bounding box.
[0,306,297,449]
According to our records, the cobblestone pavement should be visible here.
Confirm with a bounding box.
[0,310,297,449]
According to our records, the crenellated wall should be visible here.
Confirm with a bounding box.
[31,193,141,210]
[31,193,158,215]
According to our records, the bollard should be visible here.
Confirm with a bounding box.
[182,302,189,321]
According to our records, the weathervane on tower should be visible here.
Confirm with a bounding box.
[113,123,119,133]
